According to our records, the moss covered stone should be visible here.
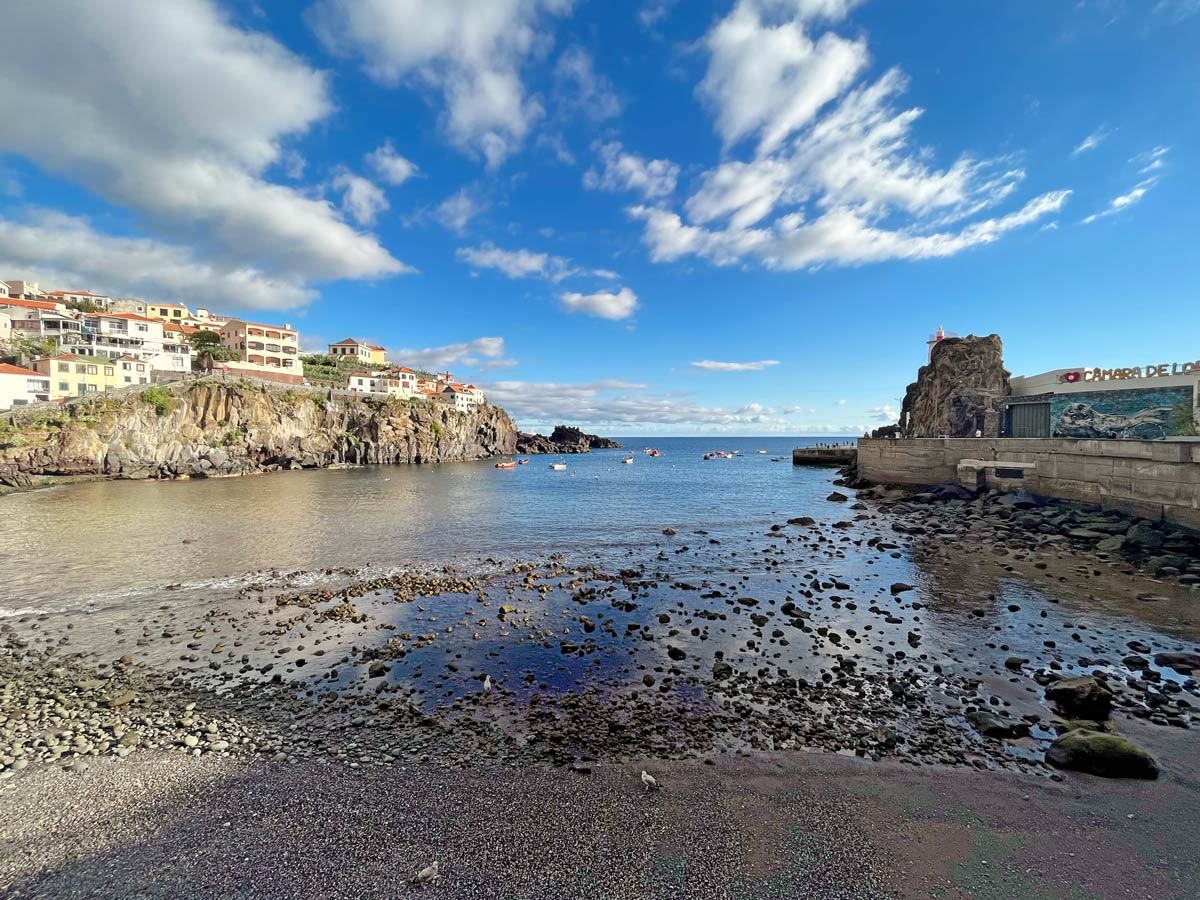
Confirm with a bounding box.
[1045,729,1159,779]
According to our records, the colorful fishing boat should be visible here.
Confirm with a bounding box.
[495,460,516,469]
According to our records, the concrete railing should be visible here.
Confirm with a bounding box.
[858,437,1200,531]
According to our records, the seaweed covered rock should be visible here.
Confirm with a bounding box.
[1046,729,1159,779]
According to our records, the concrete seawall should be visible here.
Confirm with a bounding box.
[792,447,857,466]
[858,437,1200,531]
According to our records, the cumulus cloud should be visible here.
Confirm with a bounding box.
[554,46,621,122]
[697,0,869,156]
[627,3,1066,273]
[0,209,313,309]
[559,286,639,320]
[331,170,388,226]
[1071,127,1111,157]
[311,0,573,169]
[435,187,488,233]
[584,142,680,200]
[457,242,616,282]
[690,359,781,371]
[0,0,406,302]
[867,404,898,421]
[388,336,514,371]
[367,141,419,186]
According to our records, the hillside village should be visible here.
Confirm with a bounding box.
[0,280,485,413]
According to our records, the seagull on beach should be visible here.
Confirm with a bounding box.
[483,674,492,693]
[413,861,440,885]
[641,770,658,792]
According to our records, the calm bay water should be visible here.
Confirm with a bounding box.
[0,437,854,610]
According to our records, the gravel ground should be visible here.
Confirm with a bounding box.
[2,732,1197,900]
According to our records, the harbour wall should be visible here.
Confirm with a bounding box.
[858,437,1200,531]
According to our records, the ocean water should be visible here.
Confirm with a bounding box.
[0,436,853,609]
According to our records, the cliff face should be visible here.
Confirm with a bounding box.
[0,379,517,486]
[898,335,1011,438]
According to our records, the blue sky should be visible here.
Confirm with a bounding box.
[1,0,1197,435]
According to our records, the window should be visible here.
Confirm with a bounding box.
[104,367,114,376]
[136,324,147,332]
[139,377,148,384]
[124,376,131,383]
[136,364,145,372]
[86,385,97,393]
[76,364,86,374]
[87,365,97,375]
[58,362,69,372]
[12,399,27,407]
[59,382,69,392]
[122,362,131,370]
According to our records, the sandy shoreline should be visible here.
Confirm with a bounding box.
[2,733,1198,899]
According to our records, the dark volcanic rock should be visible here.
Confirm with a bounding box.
[897,334,1010,438]
[515,425,621,455]
[1046,729,1159,779]
[1045,676,1114,720]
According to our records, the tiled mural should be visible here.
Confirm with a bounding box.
[1051,386,1195,440]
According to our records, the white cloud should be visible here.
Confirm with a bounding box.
[457,242,615,282]
[584,142,680,200]
[1133,145,1170,175]
[332,170,388,226]
[629,8,1069,274]
[697,0,868,156]
[0,0,406,295]
[0,209,313,309]
[483,379,796,430]
[1071,127,1111,157]
[554,46,621,121]
[559,287,639,320]
[638,0,678,28]
[1082,178,1156,223]
[835,398,846,406]
[435,187,488,233]
[389,336,514,371]
[690,359,781,371]
[867,404,898,421]
[311,0,573,169]
[367,141,419,186]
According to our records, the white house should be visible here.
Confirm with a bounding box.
[346,367,421,398]
[46,290,113,310]
[0,362,51,410]
[0,310,11,346]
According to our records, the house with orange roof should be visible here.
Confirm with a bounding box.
[0,362,51,410]
[328,338,387,366]
[46,289,113,310]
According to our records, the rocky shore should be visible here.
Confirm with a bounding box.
[515,424,621,454]
[3,478,1196,784]
[0,378,517,489]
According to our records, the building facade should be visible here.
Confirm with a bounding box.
[329,339,387,366]
[30,354,125,398]
[217,319,303,378]
[1005,363,1200,440]
[0,362,51,409]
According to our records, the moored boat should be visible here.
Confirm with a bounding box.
[495,460,516,469]
[517,458,530,465]
[549,461,567,470]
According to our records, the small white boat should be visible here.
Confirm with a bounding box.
[757,449,767,454]
[549,461,567,470]
[621,455,634,464]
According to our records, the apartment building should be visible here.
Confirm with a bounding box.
[0,362,51,410]
[218,319,303,376]
[329,339,388,366]
[46,290,113,310]
[30,354,124,399]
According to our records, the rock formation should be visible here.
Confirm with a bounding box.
[897,335,1010,438]
[0,379,517,487]
[516,425,621,454]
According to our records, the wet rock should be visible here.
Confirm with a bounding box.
[1046,729,1159,779]
[712,661,733,680]
[890,582,914,595]
[967,710,1030,740]
[1154,652,1200,675]
[1004,656,1029,671]
[666,646,686,662]
[826,492,849,503]
[1045,676,1113,720]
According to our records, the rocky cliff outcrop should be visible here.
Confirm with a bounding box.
[515,425,621,454]
[898,335,1011,438]
[0,379,517,487]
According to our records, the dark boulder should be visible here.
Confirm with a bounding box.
[1045,729,1159,779]
[1045,676,1113,720]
